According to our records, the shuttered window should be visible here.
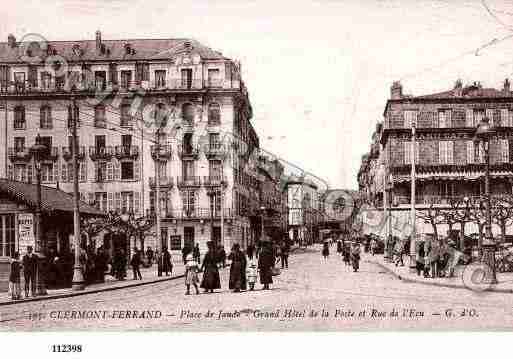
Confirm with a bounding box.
[501,139,509,163]
[467,141,475,164]
[438,109,451,128]
[501,109,509,127]
[439,141,454,164]
[404,110,418,128]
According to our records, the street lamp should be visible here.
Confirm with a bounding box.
[30,134,48,296]
[473,116,497,284]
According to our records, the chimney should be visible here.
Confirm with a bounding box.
[95,30,102,52]
[454,79,463,96]
[504,78,511,93]
[7,34,16,48]
[390,81,403,100]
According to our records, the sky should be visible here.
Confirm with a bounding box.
[3,0,513,190]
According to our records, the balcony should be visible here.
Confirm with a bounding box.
[149,176,174,189]
[203,175,227,187]
[89,146,114,161]
[8,147,32,162]
[39,147,59,161]
[204,143,226,159]
[392,195,492,207]
[115,145,139,160]
[62,146,86,161]
[150,145,172,161]
[177,144,199,159]
[177,176,201,188]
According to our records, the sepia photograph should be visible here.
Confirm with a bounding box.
[2,1,513,347]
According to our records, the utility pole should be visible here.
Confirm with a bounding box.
[71,96,85,291]
[410,123,417,271]
[155,128,162,252]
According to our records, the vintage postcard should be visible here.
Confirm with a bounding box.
[2,0,513,341]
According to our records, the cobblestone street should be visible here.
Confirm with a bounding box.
[1,246,513,331]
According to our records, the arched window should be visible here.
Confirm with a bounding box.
[208,103,221,125]
[40,106,52,129]
[182,103,195,124]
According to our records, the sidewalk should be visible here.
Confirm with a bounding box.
[0,263,185,307]
[366,253,513,293]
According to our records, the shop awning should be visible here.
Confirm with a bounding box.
[0,179,104,216]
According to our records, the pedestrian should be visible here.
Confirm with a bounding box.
[343,242,351,266]
[131,248,142,280]
[370,237,378,256]
[184,254,200,295]
[193,243,201,265]
[423,240,432,278]
[162,247,173,276]
[416,241,425,276]
[430,240,440,278]
[394,239,404,267]
[181,245,190,265]
[350,242,361,272]
[258,241,274,290]
[22,246,37,298]
[280,241,289,269]
[228,243,247,293]
[155,249,163,277]
[9,251,21,300]
[200,241,221,293]
[95,247,108,283]
[246,242,256,260]
[322,241,329,260]
[337,239,343,256]
[146,246,154,267]
[247,255,258,291]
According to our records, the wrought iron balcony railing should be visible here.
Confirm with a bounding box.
[89,146,114,161]
[177,176,201,188]
[177,145,199,159]
[62,146,86,161]
[203,175,227,187]
[150,145,172,160]
[8,147,32,161]
[149,176,174,188]
[115,145,139,159]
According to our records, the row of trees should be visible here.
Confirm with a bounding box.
[418,195,513,250]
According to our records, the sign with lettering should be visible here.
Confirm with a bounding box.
[18,213,35,252]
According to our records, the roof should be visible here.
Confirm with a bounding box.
[0,37,229,63]
[0,179,104,216]
[414,86,510,100]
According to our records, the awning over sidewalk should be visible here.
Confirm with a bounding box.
[0,179,104,216]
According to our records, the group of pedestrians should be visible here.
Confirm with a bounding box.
[415,238,460,278]
[327,239,361,272]
[8,246,38,300]
[183,239,280,295]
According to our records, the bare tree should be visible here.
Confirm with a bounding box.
[448,197,473,251]
[417,202,445,241]
[491,195,513,244]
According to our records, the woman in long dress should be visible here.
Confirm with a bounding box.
[200,242,221,293]
[258,241,274,290]
[228,243,247,292]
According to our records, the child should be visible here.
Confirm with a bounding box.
[247,256,258,291]
[185,254,200,295]
[9,252,21,300]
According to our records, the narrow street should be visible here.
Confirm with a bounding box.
[1,246,512,331]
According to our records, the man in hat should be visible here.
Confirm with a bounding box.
[22,246,38,297]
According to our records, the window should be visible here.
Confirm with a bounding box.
[183,133,194,154]
[182,160,194,180]
[40,106,52,129]
[95,135,106,149]
[208,103,220,125]
[181,69,192,88]
[120,104,132,127]
[182,103,195,123]
[209,133,220,148]
[96,161,107,182]
[439,141,454,164]
[438,109,451,128]
[41,163,54,183]
[14,137,25,152]
[501,108,510,127]
[41,72,51,90]
[170,235,182,251]
[95,192,108,211]
[121,192,134,213]
[209,189,221,215]
[155,70,166,88]
[14,106,25,129]
[121,134,132,148]
[183,191,195,212]
[95,71,106,90]
[40,136,52,155]
[121,70,132,89]
[403,110,418,128]
[0,65,10,89]
[14,164,27,182]
[121,161,134,180]
[149,191,169,215]
[14,72,25,91]
[0,214,16,258]
[94,105,106,128]
[474,109,484,127]
[207,68,220,87]
[209,160,222,178]
[67,105,79,128]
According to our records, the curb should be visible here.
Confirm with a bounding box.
[0,273,185,308]
[369,259,513,294]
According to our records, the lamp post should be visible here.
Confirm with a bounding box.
[30,134,47,296]
[474,117,498,284]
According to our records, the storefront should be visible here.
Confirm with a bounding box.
[0,179,103,292]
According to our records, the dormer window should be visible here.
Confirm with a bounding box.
[124,43,136,55]
[72,44,81,57]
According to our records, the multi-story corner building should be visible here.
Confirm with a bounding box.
[369,79,513,237]
[357,122,385,207]
[256,154,287,241]
[0,31,258,258]
[286,177,320,245]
